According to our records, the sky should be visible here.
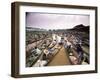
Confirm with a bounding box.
[26,12,90,30]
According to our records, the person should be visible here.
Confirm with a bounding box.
[48,47,54,57]
[66,40,73,54]
[76,44,83,64]
[60,37,64,44]
[52,34,57,41]
[79,40,82,46]
[64,40,68,48]
[31,47,41,56]
[36,47,41,55]
[35,60,47,67]
[69,55,78,65]
[42,40,47,48]
[42,53,47,60]
[43,48,49,58]
[52,40,57,45]
[57,35,61,45]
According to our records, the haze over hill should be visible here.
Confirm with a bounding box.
[26,24,89,34]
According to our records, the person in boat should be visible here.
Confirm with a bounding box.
[43,48,49,57]
[48,47,54,56]
[31,46,41,56]
[52,40,57,45]
[66,40,73,54]
[76,43,83,64]
[69,55,78,65]
[64,40,68,49]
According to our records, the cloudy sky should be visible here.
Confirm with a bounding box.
[26,12,90,30]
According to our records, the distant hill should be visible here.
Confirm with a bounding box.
[26,27,47,31]
[69,24,89,33]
